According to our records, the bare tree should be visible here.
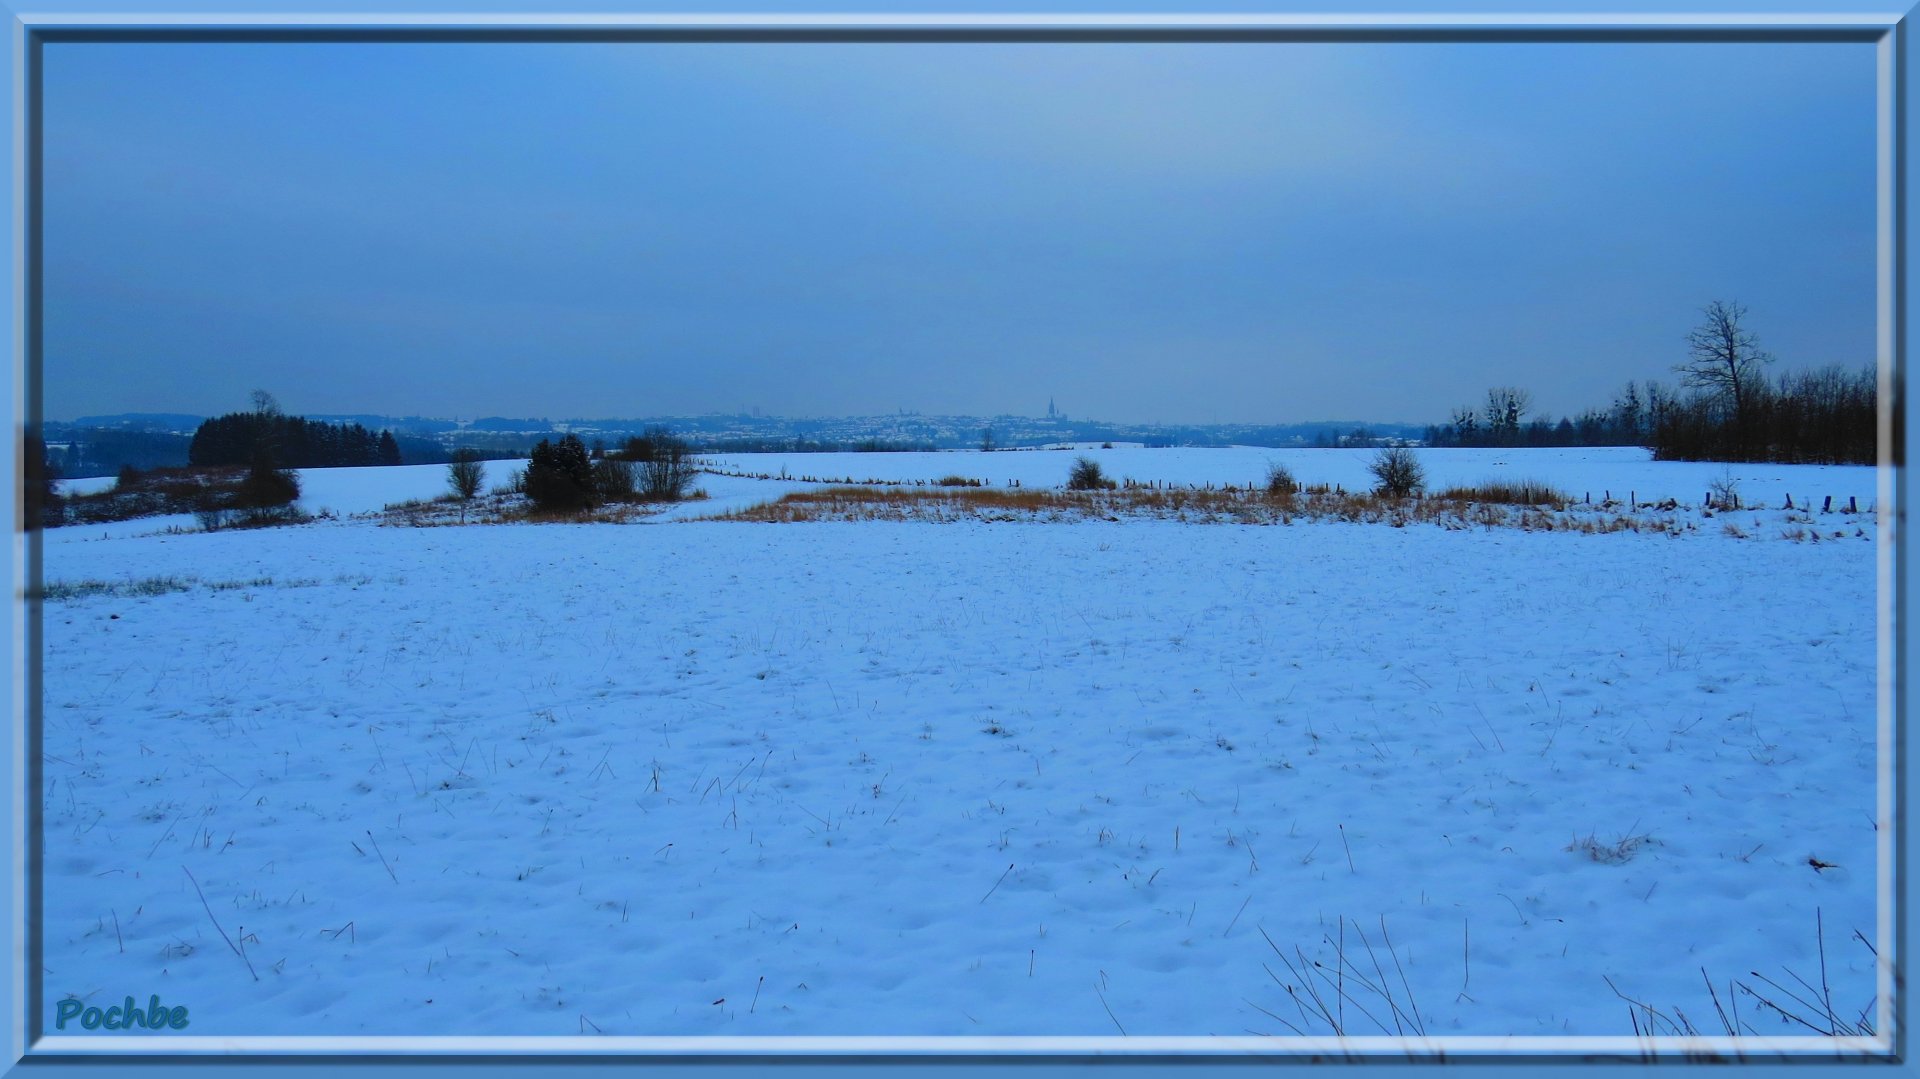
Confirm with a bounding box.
[1367,446,1425,498]
[592,457,637,503]
[1679,300,1772,453]
[447,448,484,522]
[621,426,698,502]
[980,426,997,453]
[1508,388,1533,429]
[239,389,294,504]
[1449,405,1478,444]
[1484,387,1532,443]
[1612,380,1643,443]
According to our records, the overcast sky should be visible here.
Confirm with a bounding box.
[43,37,1875,425]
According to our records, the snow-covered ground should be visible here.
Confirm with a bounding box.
[59,445,1884,519]
[37,448,1884,1044]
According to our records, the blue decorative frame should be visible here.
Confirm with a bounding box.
[2,3,1909,1076]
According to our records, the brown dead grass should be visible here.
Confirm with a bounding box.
[377,492,690,527]
[713,485,1684,535]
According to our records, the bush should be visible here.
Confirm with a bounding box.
[234,462,301,509]
[1263,461,1297,496]
[592,457,637,502]
[193,498,228,532]
[935,475,983,487]
[526,434,596,511]
[1707,470,1742,510]
[447,448,485,502]
[1367,446,1425,498]
[1066,456,1117,491]
[192,468,305,530]
[619,427,698,502]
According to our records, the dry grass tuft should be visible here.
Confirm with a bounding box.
[1568,830,1655,865]
[1437,478,1573,508]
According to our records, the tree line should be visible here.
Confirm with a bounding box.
[1424,382,1670,450]
[1423,301,1882,465]
[42,429,192,478]
[189,407,401,469]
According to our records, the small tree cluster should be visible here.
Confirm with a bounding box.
[518,427,699,513]
[616,427,698,502]
[185,392,304,529]
[525,434,596,512]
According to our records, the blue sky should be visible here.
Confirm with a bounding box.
[43,37,1876,425]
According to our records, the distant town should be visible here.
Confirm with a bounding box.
[42,322,1885,480]
[41,407,1431,479]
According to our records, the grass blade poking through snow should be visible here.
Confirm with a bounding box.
[184,866,257,982]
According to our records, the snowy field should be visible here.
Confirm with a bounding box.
[698,445,1882,511]
[57,445,1883,527]
[37,448,1884,1042]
